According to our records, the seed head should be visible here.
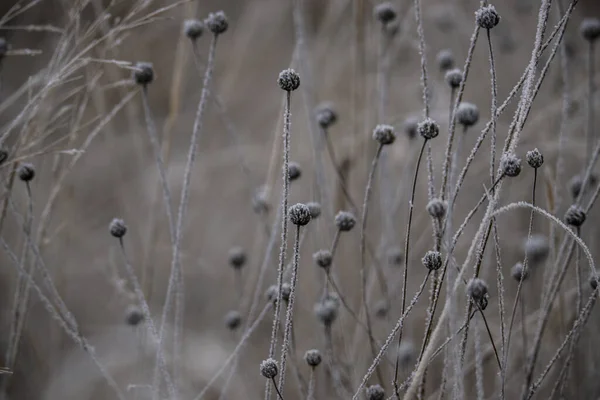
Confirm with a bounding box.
[467,278,489,310]
[373,124,396,145]
[17,163,35,182]
[422,250,442,271]
[281,282,291,302]
[475,5,500,30]
[564,205,586,227]
[366,384,385,400]
[183,19,204,40]
[426,198,447,219]
[278,68,300,91]
[569,174,598,199]
[511,262,528,282]
[445,68,463,89]
[374,2,397,25]
[313,250,333,269]
[524,234,549,266]
[265,285,278,303]
[304,349,322,367]
[526,148,544,169]
[436,49,455,71]
[306,202,321,219]
[224,310,242,331]
[228,246,246,269]
[315,103,337,129]
[0,147,7,165]
[374,300,389,318]
[580,18,600,42]
[260,358,278,379]
[133,62,153,85]
[205,11,228,35]
[403,117,419,140]
[456,102,480,127]
[335,210,356,232]
[500,153,522,177]
[397,341,416,367]
[289,203,311,226]
[0,38,7,60]
[418,118,440,140]
[387,247,403,266]
[109,218,127,238]
[314,294,340,326]
[125,305,143,326]
[252,186,270,215]
[288,162,302,181]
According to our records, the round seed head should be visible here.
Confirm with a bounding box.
[335,210,356,232]
[426,198,447,219]
[314,294,340,326]
[475,5,500,30]
[366,384,385,400]
[17,163,35,182]
[580,18,600,42]
[289,203,311,226]
[224,310,241,331]
[418,118,440,140]
[252,186,270,215]
[511,262,528,282]
[0,38,7,60]
[133,62,153,85]
[281,282,291,303]
[524,234,549,266]
[467,278,489,310]
[374,299,389,318]
[569,174,598,199]
[500,153,522,177]
[306,202,321,219]
[304,349,322,367]
[526,148,544,169]
[397,341,416,367]
[313,250,333,269]
[445,68,463,88]
[109,218,127,238]
[205,11,228,35]
[183,19,204,40]
[403,117,419,140]
[288,162,302,182]
[260,358,278,379]
[436,49,455,71]
[373,124,396,145]
[387,247,403,267]
[125,305,143,326]
[422,250,442,271]
[315,103,338,129]
[228,246,246,269]
[456,102,480,127]
[278,68,300,91]
[0,147,7,165]
[265,285,278,303]
[374,2,397,25]
[564,205,586,227]
[590,272,599,290]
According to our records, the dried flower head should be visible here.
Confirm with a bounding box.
[569,174,598,199]
[281,282,291,303]
[524,234,549,266]
[288,162,302,181]
[445,68,463,88]
[475,5,500,30]
[564,205,586,227]
[132,62,154,85]
[260,358,279,379]
[422,250,442,271]
[315,103,337,129]
[313,250,333,269]
[467,278,489,310]
[0,147,7,165]
[17,163,35,182]
[109,218,127,238]
[374,299,389,318]
[426,198,447,219]
[306,202,321,219]
[373,124,396,145]
[289,203,311,226]
[436,49,455,71]
[526,148,544,169]
[335,210,356,232]
[387,247,403,266]
[125,305,143,326]
[183,19,204,40]
[374,2,397,25]
[511,262,528,282]
[397,340,416,367]
[403,117,419,140]
[304,349,322,367]
[456,102,480,127]
[366,384,385,400]
[580,18,600,42]
[278,68,300,91]
[418,118,440,140]
[224,310,241,331]
[500,153,522,177]
[314,294,340,326]
[205,11,228,35]
[252,186,270,215]
[228,246,246,269]
[265,285,278,303]
[0,38,7,60]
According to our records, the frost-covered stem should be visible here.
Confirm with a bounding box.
[474,319,484,400]
[307,368,316,400]
[586,40,596,164]
[413,0,430,117]
[486,28,498,188]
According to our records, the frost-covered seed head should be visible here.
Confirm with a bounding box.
[500,153,522,177]
[374,2,397,25]
[125,305,143,326]
[313,250,333,269]
[306,202,321,219]
[260,358,278,379]
[475,5,500,30]
[511,262,528,282]
[315,294,340,326]
[335,210,356,232]
[228,246,246,269]
[224,310,241,330]
[252,186,270,215]
[17,163,35,182]
[403,117,419,140]
[445,68,463,88]
[426,198,447,219]
[456,102,479,127]
[304,349,322,367]
[580,18,600,42]
[0,147,7,165]
[564,205,586,227]
[374,300,389,318]
[205,11,228,35]
[289,203,311,226]
[133,62,154,85]
[278,68,300,91]
[109,218,127,238]
[373,124,396,145]
[467,278,489,310]
[524,234,549,266]
[281,282,291,303]
[436,49,455,71]
[397,341,416,367]
[288,162,302,182]
[0,38,7,60]
[526,148,544,169]
[315,103,337,129]
[265,285,278,303]
[569,174,598,199]
[422,251,442,271]
[183,19,204,40]
[387,247,403,266]
[418,118,440,140]
[366,384,385,400]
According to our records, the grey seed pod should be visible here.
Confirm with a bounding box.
[500,153,522,177]
[133,62,153,85]
[0,147,7,164]
[315,103,337,129]
[511,262,528,282]
[335,210,356,232]
[590,272,599,290]
[265,285,278,303]
[306,202,321,219]
[422,250,442,271]
[418,118,440,140]
[304,349,322,367]
[569,174,598,199]
[580,18,600,42]
[224,310,242,331]
[475,5,500,30]
[373,124,396,145]
[524,234,549,266]
[467,278,489,310]
[228,246,246,269]
[374,2,397,25]
[564,205,586,227]
[288,162,302,181]
[252,186,270,215]
[526,148,544,169]
[374,299,389,318]
[289,203,311,226]
[0,38,7,60]
[109,218,127,238]
[125,305,143,326]
[445,68,463,89]
[313,250,333,269]
[426,198,447,219]
[278,68,300,91]
[403,117,419,140]
[281,282,291,303]
[314,295,340,326]
[436,49,455,71]
[183,19,204,40]
[260,358,279,379]
[366,384,385,400]
[387,247,403,266]
[397,341,416,367]
[456,102,480,127]
[205,11,228,35]
[17,163,35,182]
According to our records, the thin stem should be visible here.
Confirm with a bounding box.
[307,368,315,400]
[272,378,284,400]
[586,40,596,164]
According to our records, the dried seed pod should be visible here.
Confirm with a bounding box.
[109,218,127,238]
[366,384,385,400]
[314,294,340,326]
[427,198,447,219]
[278,68,300,91]
[306,202,321,219]
[475,5,500,30]
[580,18,600,42]
[403,116,419,140]
[456,102,480,127]
[335,211,356,232]
[564,205,586,227]
[205,11,228,35]
[224,310,241,331]
[288,162,302,181]
[228,246,246,269]
[374,299,389,318]
[313,250,333,269]
[467,278,489,310]
[422,250,442,271]
[500,153,522,177]
[374,2,397,25]
[436,49,455,71]
[17,163,35,182]
[373,124,396,145]
[260,358,279,379]
[526,148,544,169]
[289,203,311,226]
[315,103,337,129]
[511,262,528,282]
[304,349,322,367]
[125,305,144,326]
[132,62,154,85]
[524,234,549,266]
[418,118,440,140]
[387,247,403,267]
[183,19,204,40]
[445,68,463,89]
